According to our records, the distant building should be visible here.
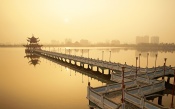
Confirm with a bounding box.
[111,40,120,45]
[136,36,149,44]
[51,40,59,45]
[65,38,72,45]
[150,36,159,44]
[80,39,90,45]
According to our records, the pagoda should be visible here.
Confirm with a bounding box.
[23,34,43,50]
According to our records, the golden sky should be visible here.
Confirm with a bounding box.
[0,0,175,44]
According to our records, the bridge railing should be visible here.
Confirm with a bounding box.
[34,50,174,76]
[127,80,165,96]
[125,91,168,109]
[87,86,120,109]
[92,81,136,94]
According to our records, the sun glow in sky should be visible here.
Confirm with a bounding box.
[0,0,175,44]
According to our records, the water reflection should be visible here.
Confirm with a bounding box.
[34,51,112,84]
[146,76,175,107]
[24,49,41,66]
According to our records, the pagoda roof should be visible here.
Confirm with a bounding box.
[27,35,40,43]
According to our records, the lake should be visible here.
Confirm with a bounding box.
[0,47,174,109]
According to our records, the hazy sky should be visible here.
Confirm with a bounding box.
[0,0,175,44]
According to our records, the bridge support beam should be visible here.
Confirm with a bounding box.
[102,69,104,74]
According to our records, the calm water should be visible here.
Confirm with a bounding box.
[0,47,175,109]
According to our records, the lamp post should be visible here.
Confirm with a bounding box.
[74,49,76,56]
[88,49,89,58]
[121,66,126,109]
[155,54,158,71]
[136,57,138,78]
[102,51,104,61]
[163,58,167,80]
[139,53,141,73]
[164,58,167,66]
[82,49,83,57]
[147,53,149,68]
[109,51,111,62]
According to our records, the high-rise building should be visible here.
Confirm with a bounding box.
[136,36,149,44]
[150,36,159,44]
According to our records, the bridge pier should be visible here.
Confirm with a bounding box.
[158,96,162,105]
[80,63,84,68]
[167,77,170,84]
[89,100,95,109]
[88,65,90,69]
[69,59,71,64]
[108,69,111,74]
[91,66,94,71]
